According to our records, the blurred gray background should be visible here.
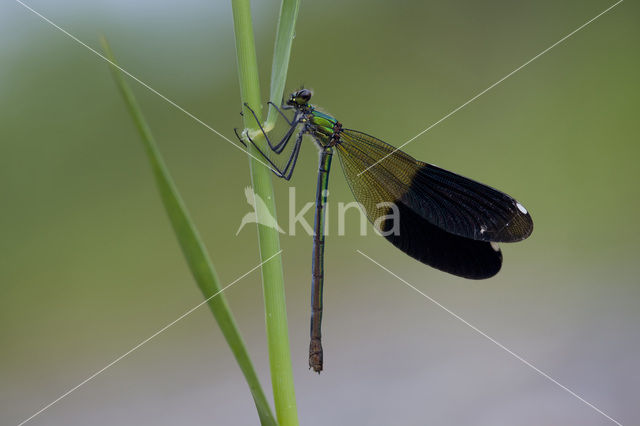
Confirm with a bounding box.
[1,0,638,425]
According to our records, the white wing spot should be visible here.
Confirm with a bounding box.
[490,242,500,252]
[516,202,528,214]
[480,226,487,235]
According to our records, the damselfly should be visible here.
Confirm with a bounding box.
[235,89,533,373]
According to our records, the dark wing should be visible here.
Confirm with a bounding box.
[337,129,533,242]
[380,195,503,279]
[335,129,532,279]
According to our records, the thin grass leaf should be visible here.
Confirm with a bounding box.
[100,38,278,426]
[265,0,301,131]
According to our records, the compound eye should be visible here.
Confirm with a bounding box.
[298,89,312,102]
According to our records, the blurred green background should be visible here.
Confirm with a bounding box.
[2,0,639,425]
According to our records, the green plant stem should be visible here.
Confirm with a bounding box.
[101,38,277,426]
[231,1,300,425]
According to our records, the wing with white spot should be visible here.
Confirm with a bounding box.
[337,129,534,242]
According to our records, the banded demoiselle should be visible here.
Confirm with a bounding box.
[235,89,533,372]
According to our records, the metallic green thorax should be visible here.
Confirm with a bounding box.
[308,109,340,146]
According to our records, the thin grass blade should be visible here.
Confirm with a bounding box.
[265,0,300,131]
[101,38,277,426]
